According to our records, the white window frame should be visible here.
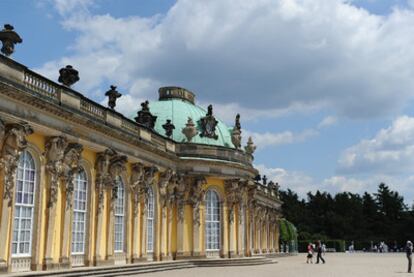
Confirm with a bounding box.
[205,190,221,251]
[146,187,155,253]
[114,177,125,253]
[71,169,88,255]
[12,150,36,258]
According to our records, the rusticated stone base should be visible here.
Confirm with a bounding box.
[59,257,71,269]
[175,251,192,260]
[43,258,60,271]
[0,259,8,273]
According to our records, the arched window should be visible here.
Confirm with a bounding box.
[146,187,155,253]
[71,169,88,254]
[12,150,36,257]
[114,177,125,253]
[205,190,220,251]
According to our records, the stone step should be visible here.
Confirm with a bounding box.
[9,257,277,277]
[10,261,193,277]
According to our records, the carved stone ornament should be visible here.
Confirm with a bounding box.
[162,119,175,138]
[231,113,242,149]
[135,100,157,129]
[199,105,218,140]
[58,65,80,87]
[0,24,22,56]
[45,136,68,207]
[0,121,33,206]
[182,117,198,142]
[158,169,174,208]
[61,143,84,209]
[142,166,158,215]
[244,136,257,155]
[189,177,206,226]
[262,175,268,185]
[105,85,122,110]
[109,154,128,202]
[225,179,242,223]
[231,128,241,149]
[95,149,127,211]
[130,163,145,215]
[45,137,84,208]
[175,175,187,222]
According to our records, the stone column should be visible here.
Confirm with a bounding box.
[176,202,186,259]
[60,143,83,268]
[237,205,244,256]
[131,200,140,262]
[188,177,206,258]
[106,187,115,263]
[60,192,73,268]
[160,206,168,259]
[192,203,202,257]
[228,205,236,258]
[43,136,69,270]
[94,184,105,265]
[140,197,148,261]
[129,163,144,263]
[167,205,174,259]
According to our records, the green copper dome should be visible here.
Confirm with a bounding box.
[135,87,235,148]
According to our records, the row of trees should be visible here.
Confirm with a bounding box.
[280,183,414,248]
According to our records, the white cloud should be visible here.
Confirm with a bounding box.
[255,164,315,196]
[318,115,338,129]
[339,116,414,175]
[35,0,414,121]
[48,0,96,17]
[256,164,414,203]
[244,128,318,149]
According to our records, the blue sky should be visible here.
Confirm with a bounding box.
[3,0,414,202]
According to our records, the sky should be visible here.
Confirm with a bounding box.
[2,0,414,202]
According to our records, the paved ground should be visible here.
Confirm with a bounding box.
[136,253,414,277]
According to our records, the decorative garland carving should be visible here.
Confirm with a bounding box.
[0,121,33,206]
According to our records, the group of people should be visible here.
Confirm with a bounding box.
[306,241,326,264]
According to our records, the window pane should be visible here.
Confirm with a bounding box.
[71,169,88,255]
[12,151,36,257]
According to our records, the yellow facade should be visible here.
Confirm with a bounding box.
[0,52,282,273]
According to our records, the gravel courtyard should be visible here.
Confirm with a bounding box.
[137,253,413,277]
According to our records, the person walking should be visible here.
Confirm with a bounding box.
[316,240,325,264]
[406,241,413,273]
[306,242,314,264]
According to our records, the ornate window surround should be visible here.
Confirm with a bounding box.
[9,144,43,272]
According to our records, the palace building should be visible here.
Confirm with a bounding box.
[0,25,282,273]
